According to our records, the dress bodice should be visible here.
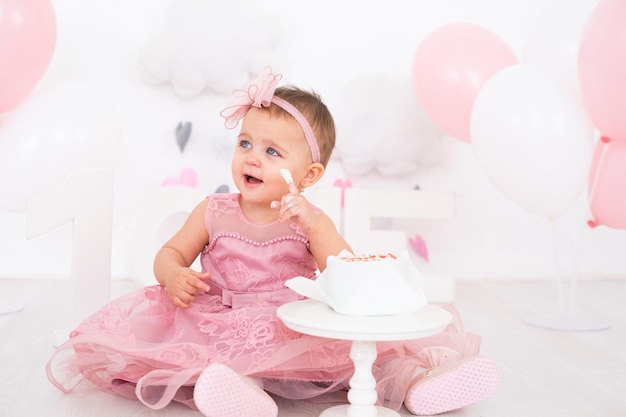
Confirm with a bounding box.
[200,193,318,293]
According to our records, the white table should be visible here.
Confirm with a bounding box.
[277,300,453,417]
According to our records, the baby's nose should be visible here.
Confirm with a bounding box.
[245,152,261,166]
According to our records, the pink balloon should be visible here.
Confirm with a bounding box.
[579,0,626,141]
[587,137,626,229]
[0,0,57,114]
[412,23,518,143]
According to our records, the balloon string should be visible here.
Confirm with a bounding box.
[586,137,610,224]
[552,197,588,320]
[565,203,588,319]
[551,220,565,317]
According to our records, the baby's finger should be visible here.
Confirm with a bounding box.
[178,299,192,309]
[288,181,299,195]
[197,271,212,280]
[172,294,191,309]
[192,279,210,293]
[279,168,299,195]
[281,195,301,214]
[181,290,196,304]
[190,270,210,280]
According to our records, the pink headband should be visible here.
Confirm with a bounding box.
[220,66,321,164]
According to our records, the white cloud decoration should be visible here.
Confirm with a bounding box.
[138,0,282,97]
[334,75,445,177]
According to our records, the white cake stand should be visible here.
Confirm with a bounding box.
[277,300,453,417]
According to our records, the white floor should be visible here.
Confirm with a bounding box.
[0,277,624,417]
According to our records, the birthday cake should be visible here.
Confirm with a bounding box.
[286,251,427,316]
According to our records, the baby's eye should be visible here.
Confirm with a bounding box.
[266,147,280,157]
[239,139,251,149]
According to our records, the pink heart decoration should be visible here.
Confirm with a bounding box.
[332,178,352,208]
[409,234,429,262]
[161,167,197,188]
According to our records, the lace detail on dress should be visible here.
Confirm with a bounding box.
[216,254,255,289]
[195,307,300,370]
[207,195,240,217]
[288,220,308,238]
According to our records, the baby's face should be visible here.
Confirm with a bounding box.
[231,107,312,207]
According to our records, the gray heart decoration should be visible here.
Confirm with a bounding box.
[175,121,192,153]
[215,184,230,193]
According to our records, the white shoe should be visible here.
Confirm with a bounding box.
[193,363,278,417]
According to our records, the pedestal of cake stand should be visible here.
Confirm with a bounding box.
[320,340,398,417]
[277,300,453,417]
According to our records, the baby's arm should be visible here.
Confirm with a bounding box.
[153,198,211,308]
[306,211,352,271]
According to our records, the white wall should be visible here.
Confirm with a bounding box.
[1,0,624,282]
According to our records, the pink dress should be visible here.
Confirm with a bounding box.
[46,193,481,411]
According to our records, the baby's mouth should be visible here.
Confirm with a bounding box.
[245,175,263,185]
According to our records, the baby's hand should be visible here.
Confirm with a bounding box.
[164,267,211,309]
[271,179,319,231]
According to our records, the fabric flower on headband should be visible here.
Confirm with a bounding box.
[219,66,321,164]
[220,67,282,129]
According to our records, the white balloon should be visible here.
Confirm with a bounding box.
[0,82,119,212]
[523,0,599,96]
[470,64,594,219]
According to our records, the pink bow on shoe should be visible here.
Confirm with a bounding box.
[416,346,462,370]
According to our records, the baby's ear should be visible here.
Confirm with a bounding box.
[301,163,325,188]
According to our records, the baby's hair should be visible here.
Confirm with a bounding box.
[269,86,335,167]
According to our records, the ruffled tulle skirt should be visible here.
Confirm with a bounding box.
[46,285,481,411]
